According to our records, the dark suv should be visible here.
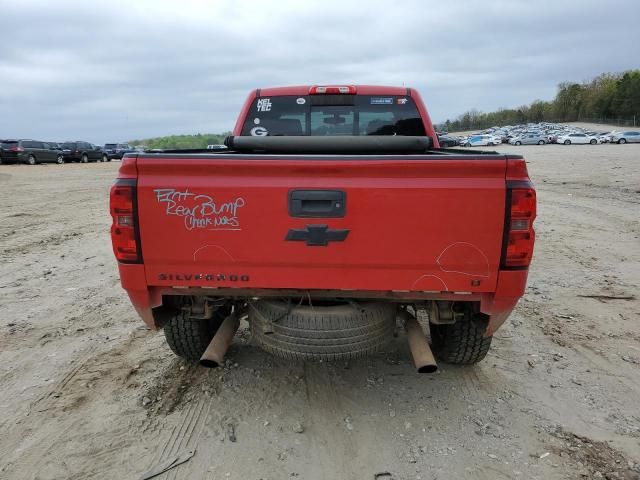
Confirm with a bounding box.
[61,141,105,163]
[0,140,65,165]
[103,143,134,160]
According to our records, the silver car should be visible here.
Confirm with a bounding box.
[509,133,547,145]
[611,131,640,144]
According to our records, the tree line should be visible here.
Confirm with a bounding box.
[440,70,640,132]
[129,132,231,149]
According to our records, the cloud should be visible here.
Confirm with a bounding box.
[0,0,638,142]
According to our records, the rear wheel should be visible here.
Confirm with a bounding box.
[430,304,492,365]
[515,141,522,146]
[538,140,545,145]
[618,138,626,144]
[103,154,108,162]
[590,139,597,144]
[81,154,88,163]
[27,154,36,165]
[56,154,64,164]
[164,307,229,361]
[250,299,396,361]
[564,140,571,145]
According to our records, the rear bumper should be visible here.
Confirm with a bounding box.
[0,153,21,163]
[117,263,529,334]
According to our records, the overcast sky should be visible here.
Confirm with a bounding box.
[1,0,638,143]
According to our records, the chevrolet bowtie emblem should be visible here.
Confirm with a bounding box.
[285,224,350,247]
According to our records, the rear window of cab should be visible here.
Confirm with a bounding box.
[241,95,426,137]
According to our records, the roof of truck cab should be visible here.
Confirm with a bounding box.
[257,85,410,96]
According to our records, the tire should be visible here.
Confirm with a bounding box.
[618,138,626,144]
[538,140,545,145]
[103,154,108,162]
[430,305,492,365]
[250,300,396,361]
[590,139,597,145]
[81,154,88,163]
[164,307,229,361]
[515,141,521,146]
[56,154,64,164]
[564,140,571,145]
[27,154,36,165]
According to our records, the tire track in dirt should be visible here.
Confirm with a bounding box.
[0,327,160,479]
[141,364,213,480]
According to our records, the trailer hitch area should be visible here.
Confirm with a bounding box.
[429,301,466,325]
[182,298,220,320]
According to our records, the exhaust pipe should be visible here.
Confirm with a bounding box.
[200,311,240,368]
[401,310,438,373]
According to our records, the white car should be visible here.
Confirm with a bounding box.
[598,132,612,143]
[557,133,599,145]
[464,134,502,147]
[610,131,640,144]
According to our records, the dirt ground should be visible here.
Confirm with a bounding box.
[1,143,639,480]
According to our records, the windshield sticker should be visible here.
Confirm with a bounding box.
[397,98,408,105]
[154,189,246,231]
[296,97,306,105]
[257,98,272,112]
[250,126,268,136]
[370,97,393,105]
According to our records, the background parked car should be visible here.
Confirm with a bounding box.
[103,143,134,160]
[557,133,598,145]
[436,134,459,147]
[598,132,612,143]
[463,134,501,147]
[0,139,65,165]
[61,141,104,162]
[509,133,547,145]
[611,131,640,144]
[90,144,109,162]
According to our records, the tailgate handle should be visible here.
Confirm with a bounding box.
[289,190,346,218]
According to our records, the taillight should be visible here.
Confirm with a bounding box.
[501,181,536,268]
[109,178,141,263]
[309,85,356,95]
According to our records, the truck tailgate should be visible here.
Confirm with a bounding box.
[136,155,507,293]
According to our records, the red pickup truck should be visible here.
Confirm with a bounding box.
[110,85,536,372]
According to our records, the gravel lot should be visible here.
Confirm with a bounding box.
[1,144,639,480]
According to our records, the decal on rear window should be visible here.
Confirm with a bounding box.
[250,126,268,136]
[296,97,306,105]
[257,98,272,112]
[370,97,393,105]
[154,189,246,231]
